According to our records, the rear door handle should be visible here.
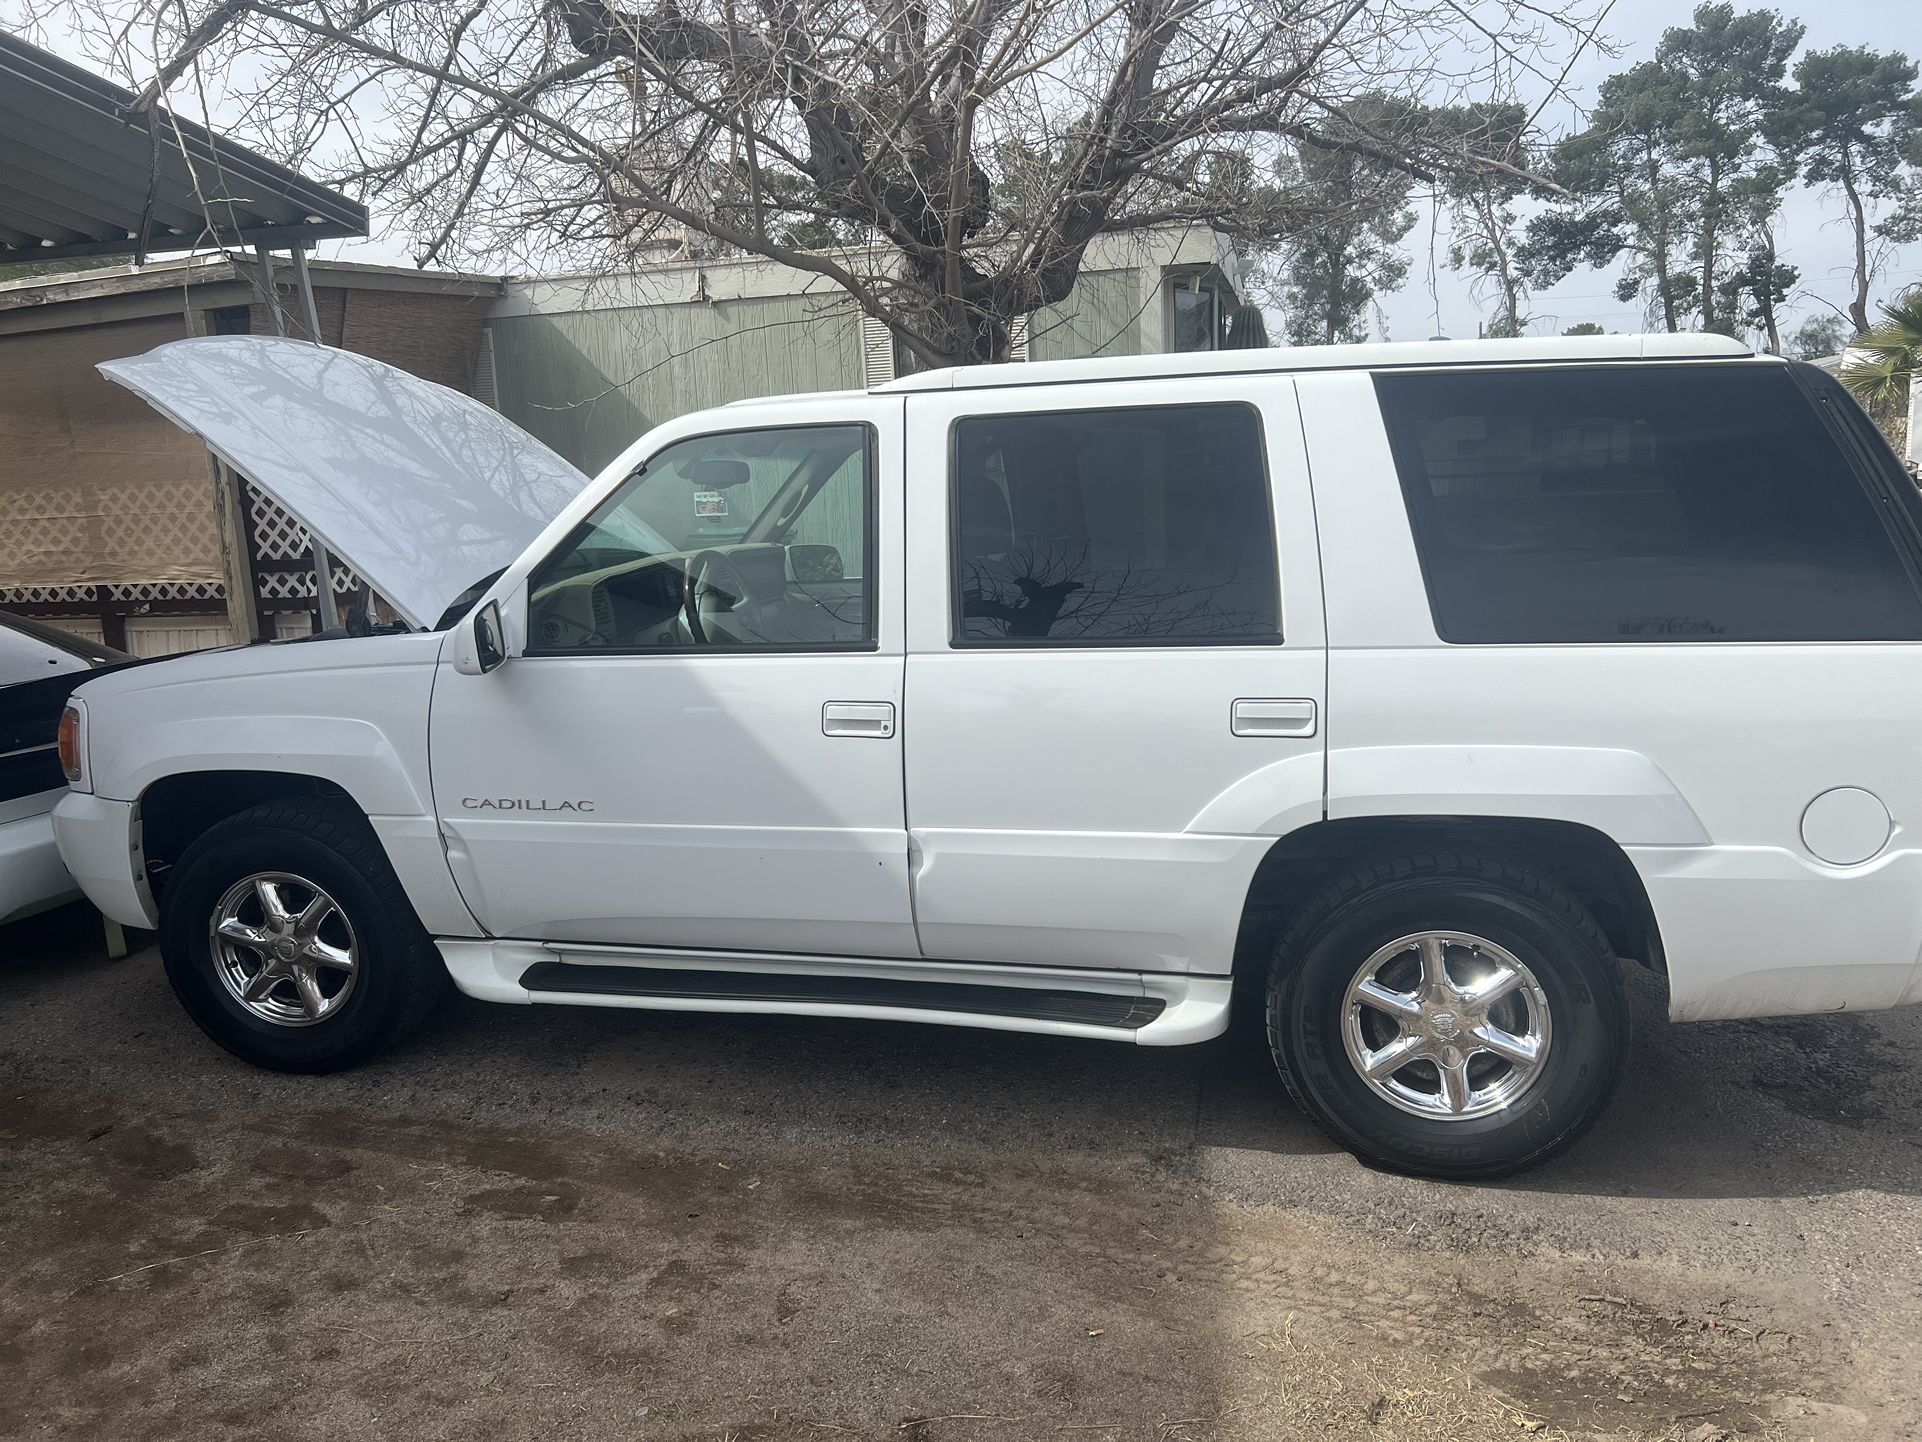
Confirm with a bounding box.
[1231,698,1317,738]
[823,701,896,738]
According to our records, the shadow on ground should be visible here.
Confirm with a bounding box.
[3,905,1917,1439]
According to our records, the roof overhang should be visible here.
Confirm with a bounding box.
[0,31,367,264]
[0,253,505,336]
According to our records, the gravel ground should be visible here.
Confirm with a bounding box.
[2,902,1919,1442]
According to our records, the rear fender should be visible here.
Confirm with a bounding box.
[1328,745,1708,846]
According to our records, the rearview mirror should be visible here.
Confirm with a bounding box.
[685,458,753,489]
[455,600,507,676]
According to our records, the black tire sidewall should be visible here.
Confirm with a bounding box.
[1275,876,1626,1176]
[162,821,414,1072]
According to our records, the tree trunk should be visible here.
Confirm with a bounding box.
[1652,246,1677,333]
[1757,232,1783,354]
[1841,152,1872,336]
[1643,145,1678,333]
[1497,261,1523,338]
[1482,193,1523,336]
[1699,157,1722,335]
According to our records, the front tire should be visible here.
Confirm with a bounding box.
[1266,851,1629,1180]
[160,798,450,1072]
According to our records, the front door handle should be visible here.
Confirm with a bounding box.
[1231,698,1317,738]
[823,701,896,738]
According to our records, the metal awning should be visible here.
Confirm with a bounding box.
[0,31,367,264]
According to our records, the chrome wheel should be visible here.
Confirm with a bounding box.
[1340,931,1552,1120]
[209,873,360,1027]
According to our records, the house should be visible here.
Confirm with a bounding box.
[482,225,1257,474]
[0,226,1254,652]
[0,255,503,651]
[1,31,1263,656]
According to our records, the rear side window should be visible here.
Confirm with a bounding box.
[950,403,1279,645]
[1377,365,1922,643]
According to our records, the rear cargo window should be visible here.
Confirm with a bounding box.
[949,403,1279,645]
[1376,364,1922,643]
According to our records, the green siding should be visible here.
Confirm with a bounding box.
[490,292,862,473]
[490,267,1152,472]
[1029,269,1144,361]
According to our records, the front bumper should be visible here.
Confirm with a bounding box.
[51,792,157,930]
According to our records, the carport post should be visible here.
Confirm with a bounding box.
[252,246,287,335]
[209,456,262,646]
[290,243,323,344]
[282,243,342,632]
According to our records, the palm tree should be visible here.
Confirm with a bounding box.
[1841,289,1922,436]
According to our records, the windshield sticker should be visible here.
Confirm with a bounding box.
[694,490,729,518]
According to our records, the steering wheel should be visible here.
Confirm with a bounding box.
[682,549,761,645]
[537,608,609,649]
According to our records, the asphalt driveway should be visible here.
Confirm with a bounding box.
[2,903,1918,1441]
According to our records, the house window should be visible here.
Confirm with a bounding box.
[1170,276,1229,352]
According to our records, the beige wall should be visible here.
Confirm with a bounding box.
[0,314,216,587]
[0,289,495,593]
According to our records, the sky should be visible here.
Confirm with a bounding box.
[1377,0,1922,345]
[14,0,1922,345]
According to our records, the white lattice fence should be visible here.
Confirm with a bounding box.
[107,581,224,602]
[245,484,360,599]
[0,585,95,606]
[0,580,228,610]
[3,490,369,625]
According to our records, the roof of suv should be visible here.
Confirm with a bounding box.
[874,333,1755,394]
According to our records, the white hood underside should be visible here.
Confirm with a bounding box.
[99,336,592,630]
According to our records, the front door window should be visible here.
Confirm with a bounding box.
[529,424,874,652]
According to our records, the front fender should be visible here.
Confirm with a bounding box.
[99,714,428,815]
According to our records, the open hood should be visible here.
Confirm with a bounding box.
[99,336,592,630]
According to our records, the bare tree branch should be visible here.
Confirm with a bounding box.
[55,0,1603,363]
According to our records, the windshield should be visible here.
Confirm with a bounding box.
[0,615,129,685]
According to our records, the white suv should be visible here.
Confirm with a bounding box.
[54,332,1922,1179]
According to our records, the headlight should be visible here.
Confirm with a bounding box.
[57,701,89,791]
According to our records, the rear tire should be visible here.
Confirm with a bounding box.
[160,798,450,1072]
[1266,851,1628,1180]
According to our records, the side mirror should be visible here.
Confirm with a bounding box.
[454,600,508,676]
[788,543,845,582]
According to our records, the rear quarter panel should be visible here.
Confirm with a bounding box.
[1300,364,1922,1021]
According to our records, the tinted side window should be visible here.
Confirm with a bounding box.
[950,403,1279,645]
[1377,365,1922,643]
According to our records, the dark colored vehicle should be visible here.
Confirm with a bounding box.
[1,614,132,924]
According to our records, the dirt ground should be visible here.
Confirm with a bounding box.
[2,904,1919,1442]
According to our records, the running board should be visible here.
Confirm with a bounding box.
[518,961,1166,1029]
[435,940,1233,1046]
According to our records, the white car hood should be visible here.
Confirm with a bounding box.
[99,336,592,629]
